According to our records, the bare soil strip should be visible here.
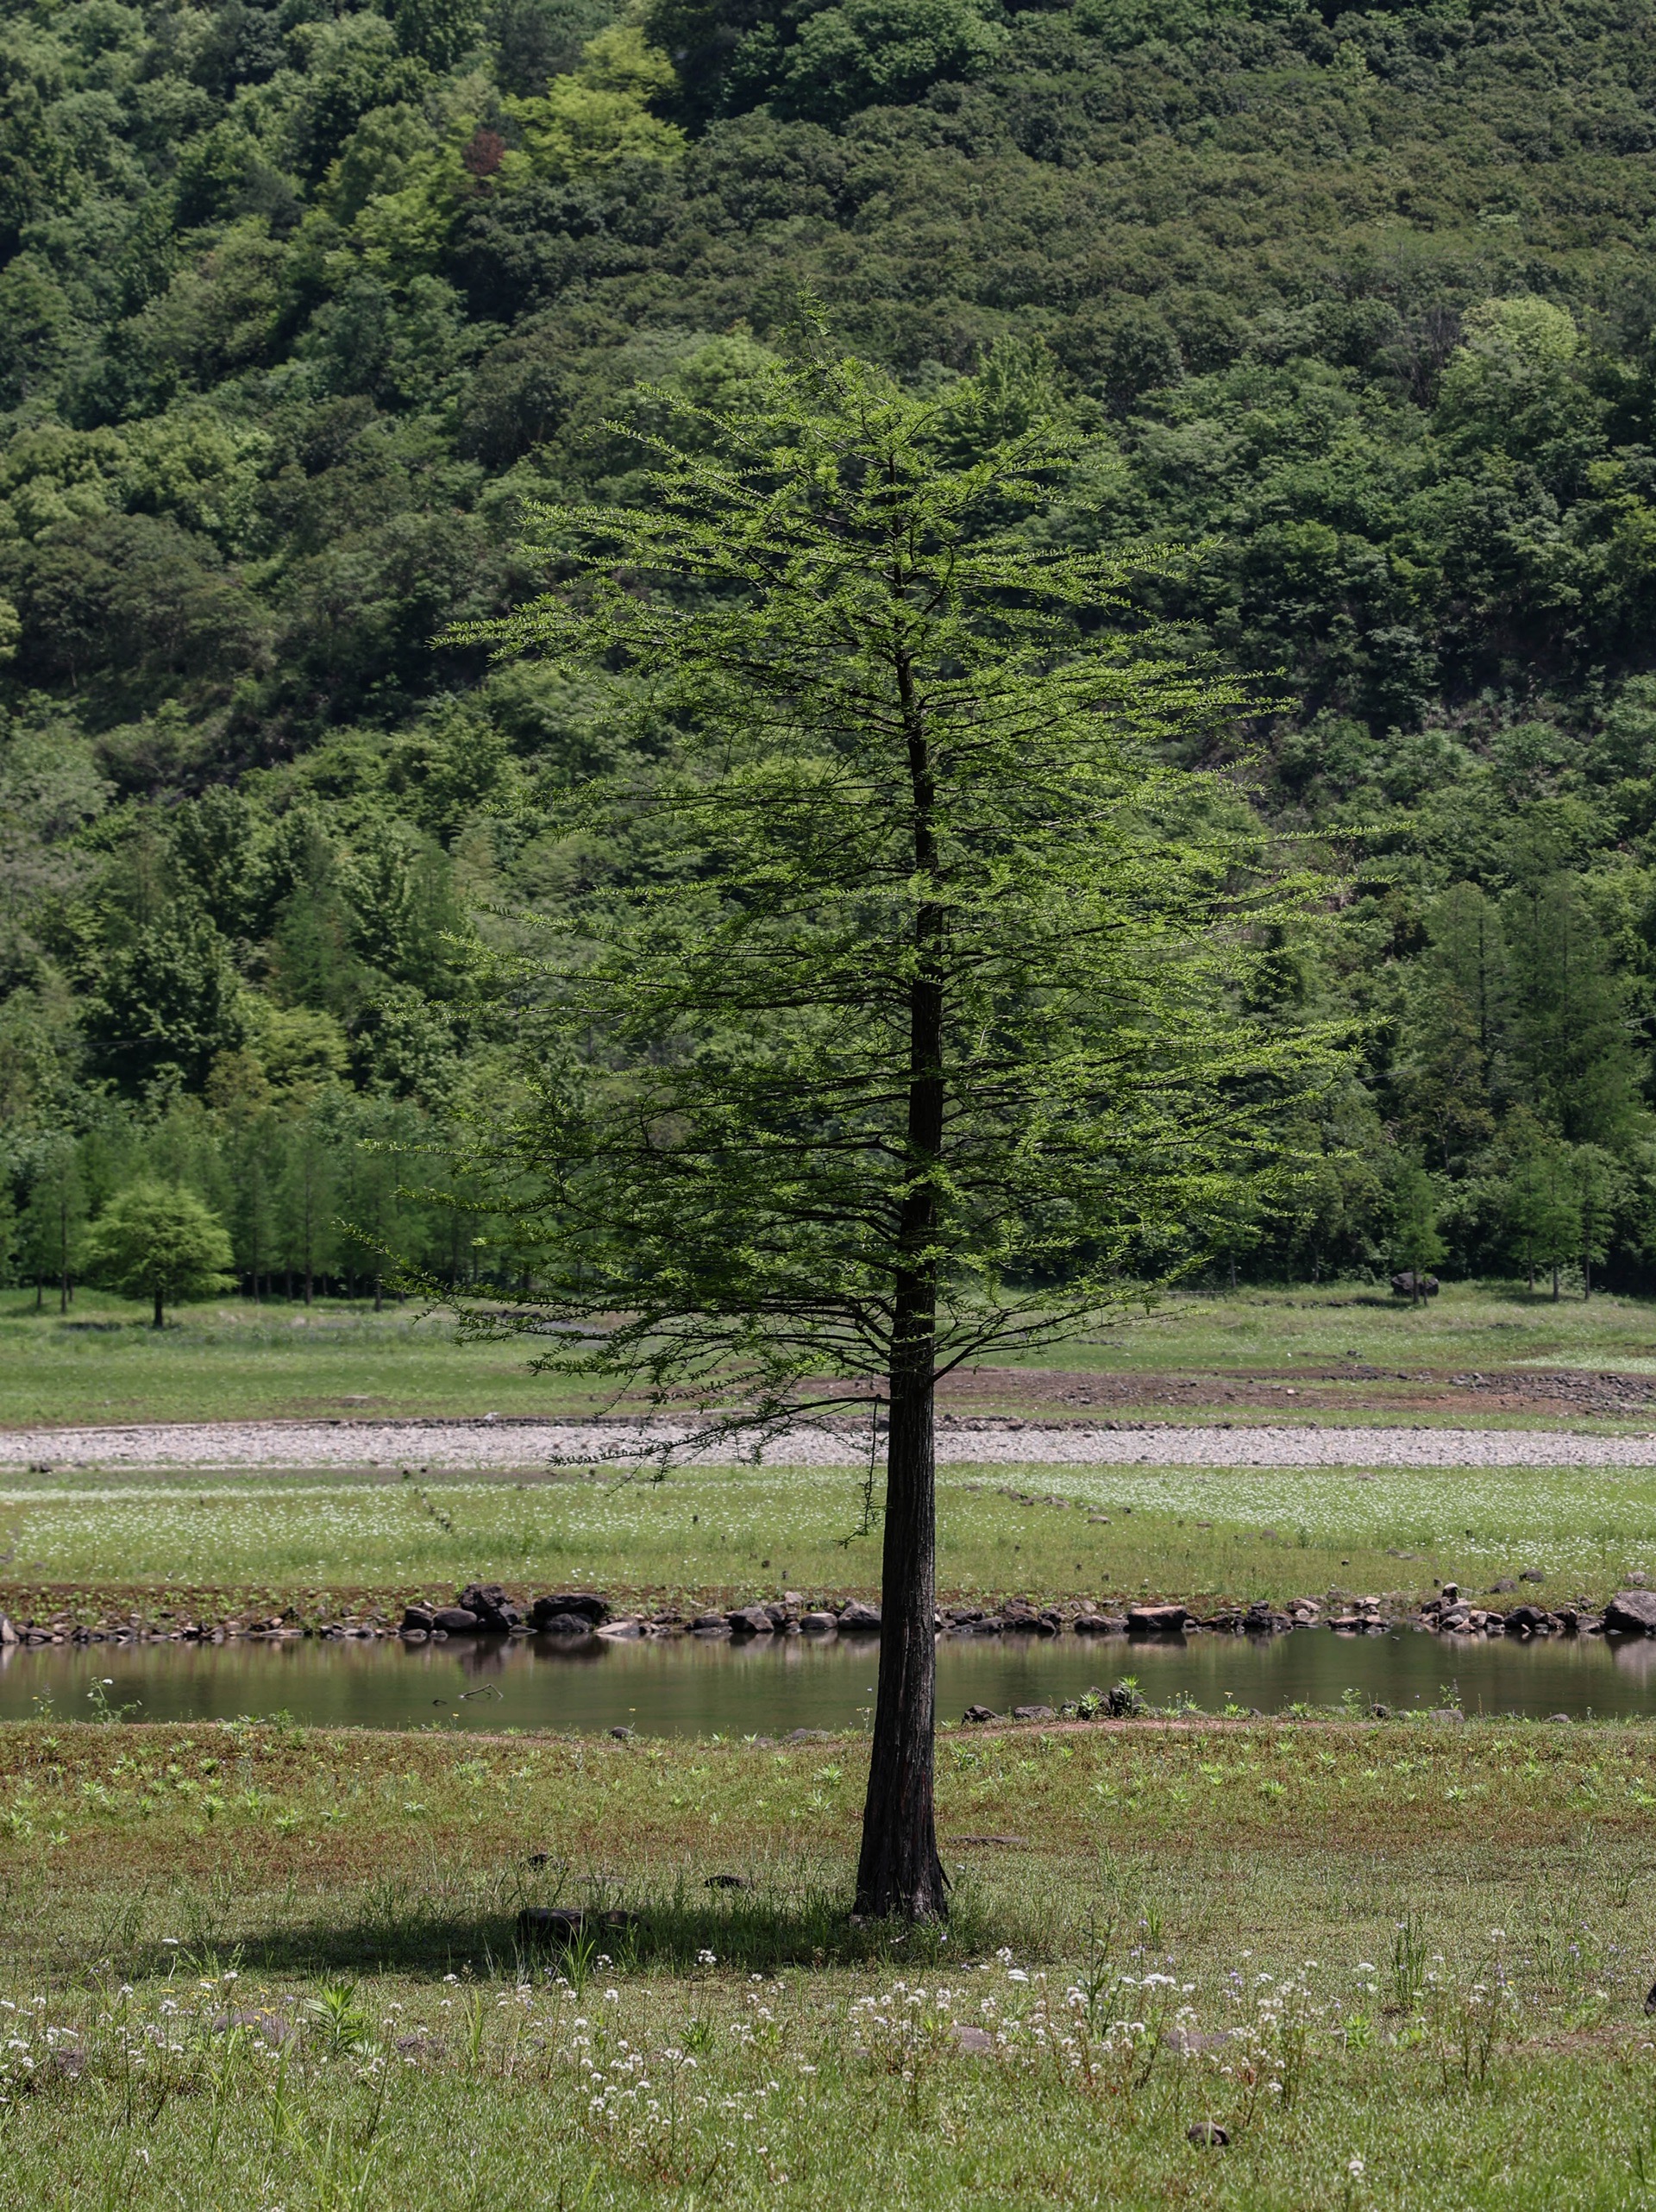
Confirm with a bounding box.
[5,1417,1656,1471]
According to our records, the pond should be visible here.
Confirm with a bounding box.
[5,1625,1656,1732]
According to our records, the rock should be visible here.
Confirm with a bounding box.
[763,1603,794,1629]
[398,1604,436,1635]
[531,1592,610,1629]
[1073,1612,1124,1635]
[799,1612,837,1634]
[1390,1270,1440,1298]
[785,1727,834,1743]
[1605,1590,1656,1634]
[1490,1577,1516,1594]
[1646,1980,1656,2018]
[1431,1706,1465,1724]
[535,1612,597,1637]
[430,1606,481,1634]
[963,1704,998,1724]
[1188,2121,1230,2147]
[838,1600,881,1631]
[706,1873,752,1889]
[1547,1712,1571,1725]
[1126,1603,1187,1637]
[1371,1703,1390,1719]
[726,1606,774,1636]
[692,1615,731,1637]
[595,1620,644,1640]
[1106,1681,1143,1717]
[953,2023,996,2054]
[458,1583,520,1631]
[1521,1568,1546,1583]
[608,1725,634,1740]
[1440,1582,1459,1603]
[517,1907,638,1949]
[0,1614,18,1646]
[1503,1604,1551,1637]
[1011,1704,1055,1721]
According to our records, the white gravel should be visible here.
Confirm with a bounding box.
[3,1417,1656,1473]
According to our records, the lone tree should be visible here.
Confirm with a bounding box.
[452,341,1326,1920]
[82,1180,235,1329]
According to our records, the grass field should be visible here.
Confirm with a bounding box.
[3,1714,1656,2208]
[7,1455,1656,1626]
[5,1279,1656,1429]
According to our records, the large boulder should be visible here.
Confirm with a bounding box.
[727,1606,774,1636]
[458,1583,520,1632]
[838,1600,881,1631]
[1126,1603,1188,1637]
[430,1606,481,1634]
[1605,1590,1656,1635]
[398,1604,436,1637]
[531,1593,608,1632]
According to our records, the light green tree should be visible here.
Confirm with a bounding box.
[450,338,1328,1920]
[1502,1131,1578,1296]
[1389,1158,1446,1302]
[17,1134,85,1311]
[82,1180,235,1328]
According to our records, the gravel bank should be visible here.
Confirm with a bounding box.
[3,1418,1656,1473]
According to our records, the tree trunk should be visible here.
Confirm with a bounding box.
[373,1274,383,1314]
[856,632,948,1924]
[857,1323,946,1921]
[152,1285,164,1330]
[1584,1254,1592,1300]
[1552,1265,1559,1302]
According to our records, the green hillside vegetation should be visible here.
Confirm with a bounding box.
[8,0,1656,1297]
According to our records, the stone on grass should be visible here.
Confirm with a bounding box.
[953,2024,996,2054]
[608,1725,634,1740]
[1431,1706,1465,1723]
[1011,1704,1055,1721]
[963,1704,998,1724]
[1188,2121,1230,2147]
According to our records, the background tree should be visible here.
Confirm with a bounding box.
[1389,1159,1446,1302]
[81,1179,235,1327]
[450,341,1325,1920]
[17,1134,85,1312]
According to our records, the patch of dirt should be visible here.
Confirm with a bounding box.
[919,1366,1656,1423]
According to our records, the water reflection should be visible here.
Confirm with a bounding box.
[3,1625,1656,1733]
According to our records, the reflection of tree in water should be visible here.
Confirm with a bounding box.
[459,1640,508,1677]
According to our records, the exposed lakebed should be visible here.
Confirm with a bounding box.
[6,1623,1656,1731]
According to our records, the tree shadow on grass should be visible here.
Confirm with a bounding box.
[158,1879,1027,1983]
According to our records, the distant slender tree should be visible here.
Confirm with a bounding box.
[18,1135,85,1312]
[447,339,1329,1920]
[1389,1158,1446,1301]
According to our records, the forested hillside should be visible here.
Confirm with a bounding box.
[6,0,1656,1295]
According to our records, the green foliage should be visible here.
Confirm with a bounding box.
[9,0,1656,1290]
[80,1178,235,1324]
[453,341,1326,1407]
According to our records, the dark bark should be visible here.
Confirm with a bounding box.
[854,613,948,1923]
[856,1329,945,1920]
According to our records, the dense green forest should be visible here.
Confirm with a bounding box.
[6,0,1656,1298]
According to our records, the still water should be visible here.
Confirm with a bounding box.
[7,1627,1656,1732]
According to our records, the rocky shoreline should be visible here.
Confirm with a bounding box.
[5,1575,1655,1654]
